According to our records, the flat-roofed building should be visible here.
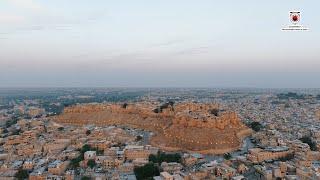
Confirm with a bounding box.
[247,147,292,163]
[48,160,69,176]
[84,151,96,160]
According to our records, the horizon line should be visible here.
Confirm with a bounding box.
[0,86,320,90]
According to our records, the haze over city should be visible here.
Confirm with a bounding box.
[1,0,319,88]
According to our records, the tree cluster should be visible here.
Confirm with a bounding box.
[149,151,181,164]
[87,159,96,168]
[134,163,160,180]
[69,144,103,169]
[300,136,317,151]
[277,92,306,100]
[223,153,232,160]
[15,168,29,180]
[249,121,263,132]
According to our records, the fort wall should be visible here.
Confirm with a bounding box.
[53,102,252,154]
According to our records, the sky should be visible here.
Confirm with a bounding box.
[0,0,319,88]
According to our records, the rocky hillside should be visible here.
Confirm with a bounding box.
[53,102,252,154]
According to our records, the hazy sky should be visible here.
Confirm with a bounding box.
[0,0,319,88]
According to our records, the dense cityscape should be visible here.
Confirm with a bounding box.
[1,88,320,180]
[1,0,318,179]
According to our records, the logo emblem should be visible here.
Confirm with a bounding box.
[282,11,309,31]
[290,12,300,24]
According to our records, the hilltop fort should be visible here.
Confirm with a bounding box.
[53,102,252,154]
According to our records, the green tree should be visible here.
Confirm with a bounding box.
[136,135,143,141]
[250,121,263,132]
[149,154,157,163]
[12,128,21,135]
[149,151,181,164]
[81,176,91,180]
[2,128,8,134]
[70,155,83,168]
[300,136,317,151]
[69,144,92,169]
[87,159,96,168]
[86,130,91,136]
[15,168,29,180]
[223,153,232,160]
[81,144,91,153]
[134,163,160,180]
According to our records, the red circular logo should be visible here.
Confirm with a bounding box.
[290,13,300,24]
